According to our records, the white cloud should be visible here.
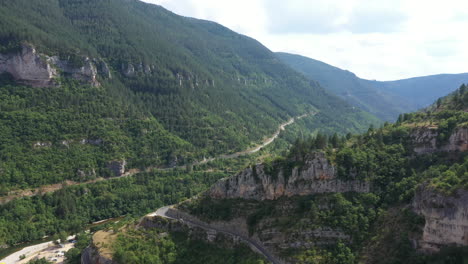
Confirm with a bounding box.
[142,0,468,80]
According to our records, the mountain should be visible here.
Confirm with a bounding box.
[277,52,468,121]
[276,52,413,121]
[0,0,378,192]
[372,73,468,109]
[122,84,468,263]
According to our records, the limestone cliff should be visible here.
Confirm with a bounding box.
[81,245,116,264]
[0,45,57,87]
[208,152,370,200]
[413,185,468,253]
[81,231,117,264]
[0,44,106,87]
[51,56,99,86]
[106,160,126,177]
[411,127,468,154]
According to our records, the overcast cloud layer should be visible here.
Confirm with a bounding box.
[142,0,468,80]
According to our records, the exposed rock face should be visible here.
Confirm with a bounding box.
[162,207,346,263]
[0,44,102,87]
[412,186,468,252]
[51,56,99,86]
[444,128,468,152]
[411,127,468,154]
[156,208,287,264]
[81,246,116,264]
[140,215,245,246]
[411,127,439,154]
[33,141,52,148]
[77,168,96,179]
[106,160,126,177]
[61,138,103,147]
[98,61,112,79]
[121,63,135,77]
[79,138,103,145]
[208,152,370,200]
[81,231,117,264]
[0,45,57,87]
[258,225,350,250]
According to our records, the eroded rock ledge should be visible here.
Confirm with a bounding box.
[0,44,109,87]
[411,127,468,155]
[208,152,370,200]
[413,185,468,253]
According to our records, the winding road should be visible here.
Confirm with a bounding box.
[1,112,314,204]
[148,206,283,264]
[1,113,312,263]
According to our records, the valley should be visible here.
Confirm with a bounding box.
[0,0,467,264]
[0,112,314,205]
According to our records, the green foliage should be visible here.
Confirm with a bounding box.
[0,81,193,190]
[27,258,51,264]
[276,52,414,121]
[112,229,265,264]
[0,0,377,191]
[0,170,226,246]
[184,86,468,263]
[64,232,91,264]
[425,155,468,194]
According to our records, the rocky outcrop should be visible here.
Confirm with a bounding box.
[208,152,370,200]
[81,231,117,264]
[0,45,58,87]
[411,127,439,154]
[81,246,116,264]
[77,168,96,179]
[161,206,346,263]
[61,138,103,147]
[106,160,126,177]
[140,215,246,246]
[120,62,156,77]
[151,208,286,264]
[444,128,468,152]
[98,61,112,79]
[121,63,136,77]
[411,127,468,154]
[0,44,106,87]
[51,56,99,86]
[412,185,468,252]
[33,141,52,148]
[259,225,350,249]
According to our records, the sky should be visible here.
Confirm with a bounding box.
[141,0,468,81]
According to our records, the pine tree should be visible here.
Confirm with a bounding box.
[436,98,442,108]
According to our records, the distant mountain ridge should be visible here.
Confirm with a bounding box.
[372,73,468,109]
[277,52,468,121]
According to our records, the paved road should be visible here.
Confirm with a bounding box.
[1,242,53,264]
[149,206,283,264]
[1,236,75,264]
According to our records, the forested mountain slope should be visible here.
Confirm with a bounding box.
[127,84,468,264]
[277,52,468,121]
[373,73,468,110]
[276,52,413,121]
[0,0,377,191]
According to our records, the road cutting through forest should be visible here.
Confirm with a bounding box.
[0,112,315,204]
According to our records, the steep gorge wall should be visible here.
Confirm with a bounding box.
[0,44,106,87]
[0,45,58,87]
[413,186,468,253]
[411,127,468,155]
[208,152,370,200]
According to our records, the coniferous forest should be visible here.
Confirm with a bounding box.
[0,1,467,264]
